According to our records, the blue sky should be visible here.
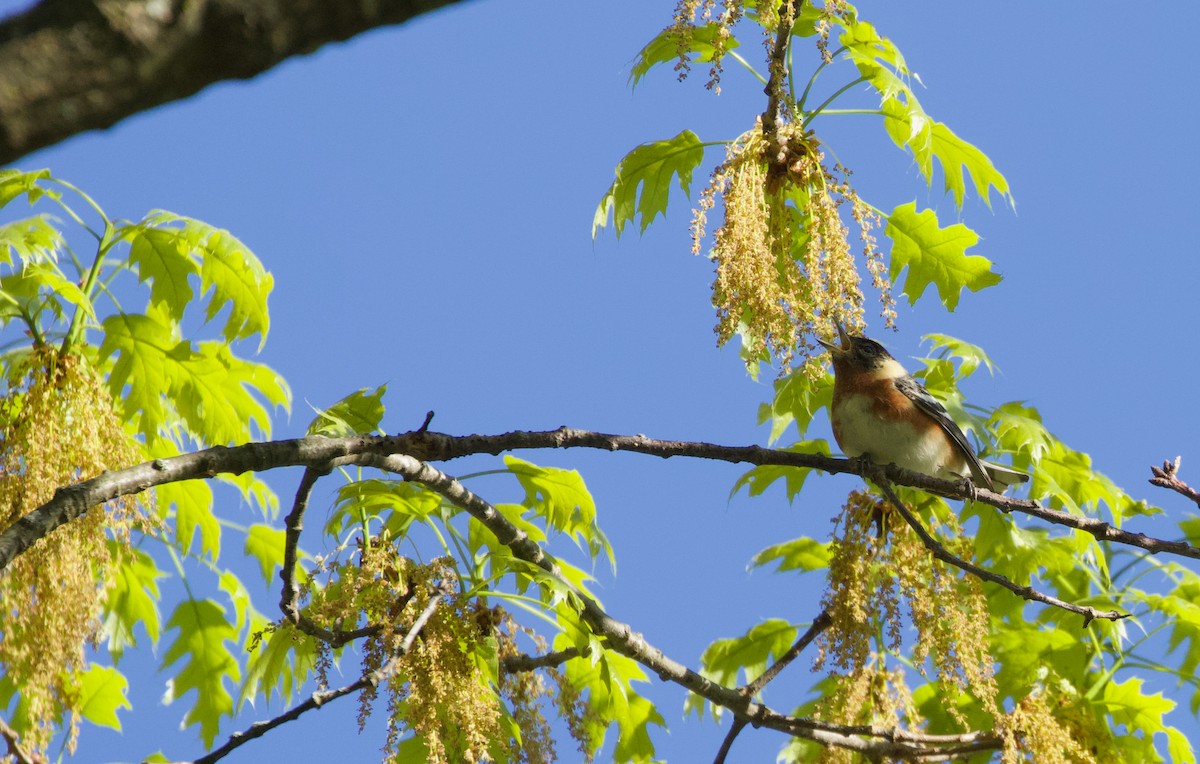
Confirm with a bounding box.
[4,0,1200,761]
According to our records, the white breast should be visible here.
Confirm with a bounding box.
[833,394,966,480]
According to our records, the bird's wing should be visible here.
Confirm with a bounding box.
[893,374,994,490]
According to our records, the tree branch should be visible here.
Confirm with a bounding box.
[500,647,581,674]
[0,0,472,164]
[873,474,1127,626]
[362,451,1003,759]
[0,717,43,764]
[4,427,1197,574]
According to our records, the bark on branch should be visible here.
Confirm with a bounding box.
[0,0,471,165]
[3,426,1198,574]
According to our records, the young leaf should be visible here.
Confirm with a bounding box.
[882,97,1011,209]
[100,311,289,445]
[73,665,131,732]
[124,225,200,324]
[244,524,286,586]
[885,202,1001,310]
[0,216,63,266]
[159,479,220,560]
[133,212,273,347]
[0,168,54,207]
[593,130,705,238]
[103,544,166,656]
[731,440,831,502]
[757,370,834,443]
[750,537,831,573]
[239,624,319,709]
[504,455,612,566]
[629,23,741,87]
[307,384,387,437]
[161,598,242,747]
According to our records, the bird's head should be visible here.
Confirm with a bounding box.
[818,322,903,377]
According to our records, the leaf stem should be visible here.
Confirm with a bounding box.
[803,76,868,126]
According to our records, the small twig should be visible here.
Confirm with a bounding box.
[714,609,831,764]
[0,717,43,764]
[713,719,748,764]
[1150,456,1200,509]
[194,594,444,764]
[743,609,832,697]
[278,463,382,647]
[873,473,1127,627]
[416,410,435,434]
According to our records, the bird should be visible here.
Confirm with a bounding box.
[818,322,1027,492]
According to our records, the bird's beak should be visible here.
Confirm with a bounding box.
[818,320,853,354]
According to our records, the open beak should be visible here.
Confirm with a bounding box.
[818,320,853,354]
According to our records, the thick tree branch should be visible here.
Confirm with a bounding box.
[4,427,1198,574]
[0,0,471,164]
[874,475,1127,626]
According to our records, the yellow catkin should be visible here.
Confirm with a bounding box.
[301,548,502,763]
[0,350,150,754]
[695,121,894,376]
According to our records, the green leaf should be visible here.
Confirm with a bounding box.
[103,544,165,656]
[1100,677,1174,735]
[217,472,280,521]
[0,216,63,266]
[687,619,798,720]
[244,524,286,586]
[757,370,834,443]
[330,478,442,539]
[505,455,612,567]
[240,623,319,709]
[730,440,830,502]
[159,480,220,560]
[307,384,387,437]
[593,130,705,239]
[922,333,995,378]
[99,311,289,444]
[1168,726,1197,764]
[161,598,242,747]
[989,402,1054,465]
[73,665,131,732]
[124,225,200,324]
[629,23,740,87]
[614,693,666,762]
[750,537,831,573]
[885,202,1001,310]
[0,168,54,207]
[881,98,1011,209]
[134,212,273,347]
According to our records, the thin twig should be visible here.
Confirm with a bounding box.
[873,473,1127,626]
[743,609,832,696]
[713,719,748,764]
[714,610,831,764]
[278,464,381,646]
[0,717,43,764]
[1150,456,1200,508]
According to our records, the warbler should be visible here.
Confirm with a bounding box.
[819,323,1027,491]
